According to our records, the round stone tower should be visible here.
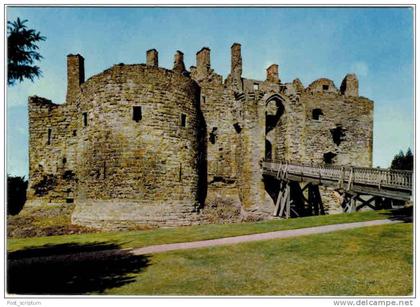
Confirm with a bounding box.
[71,63,203,228]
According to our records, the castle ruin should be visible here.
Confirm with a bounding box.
[27,43,373,228]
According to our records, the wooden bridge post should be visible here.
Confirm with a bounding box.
[338,167,345,189]
[273,181,283,217]
[347,167,354,191]
[350,195,357,213]
[285,184,291,219]
[273,180,291,218]
[341,192,351,213]
[308,184,325,216]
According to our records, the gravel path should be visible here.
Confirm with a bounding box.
[9,219,401,265]
[131,219,400,255]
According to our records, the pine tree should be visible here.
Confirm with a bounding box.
[390,148,413,170]
[7,17,46,85]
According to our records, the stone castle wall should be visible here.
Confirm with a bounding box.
[73,64,203,227]
[27,97,78,205]
[28,58,205,227]
[190,47,244,215]
[27,43,374,228]
[300,77,373,167]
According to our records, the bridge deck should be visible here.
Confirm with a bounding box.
[263,161,413,201]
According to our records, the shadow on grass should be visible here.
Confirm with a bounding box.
[7,242,150,295]
[380,206,413,223]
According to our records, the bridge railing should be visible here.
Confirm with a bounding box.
[262,161,413,190]
[352,166,412,189]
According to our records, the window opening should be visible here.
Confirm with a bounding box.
[82,112,88,127]
[265,139,272,161]
[133,106,142,122]
[47,128,52,145]
[330,125,346,146]
[209,127,217,144]
[181,113,187,127]
[323,152,337,164]
[312,109,324,120]
[233,123,242,134]
[103,161,106,179]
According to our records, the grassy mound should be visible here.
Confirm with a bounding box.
[7,204,97,238]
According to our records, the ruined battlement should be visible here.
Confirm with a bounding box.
[28,96,57,106]
[66,54,85,104]
[27,43,373,229]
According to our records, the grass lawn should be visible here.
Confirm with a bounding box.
[103,223,413,296]
[8,209,394,252]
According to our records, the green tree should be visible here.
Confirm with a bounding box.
[390,148,413,170]
[7,17,46,85]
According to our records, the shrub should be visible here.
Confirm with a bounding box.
[7,175,28,215]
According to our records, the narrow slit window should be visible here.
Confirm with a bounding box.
[103,161,106,179]
[82,112,88,127]
[133,106,142,122]
[181,113,187,127]
[253,83,259,91]
[47,128,52,145]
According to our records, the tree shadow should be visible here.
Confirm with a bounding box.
[380,206,413,223]
[7,242,150,295]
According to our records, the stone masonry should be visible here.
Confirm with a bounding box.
[27,43,373,229]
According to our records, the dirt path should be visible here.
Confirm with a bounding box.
[131,219,400,255]
[9,219,401,265]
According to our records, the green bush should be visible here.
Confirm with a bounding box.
[7,175,28,215]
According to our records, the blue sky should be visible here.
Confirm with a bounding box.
[6,7,414,176]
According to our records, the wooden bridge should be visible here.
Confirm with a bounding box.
[262,161,413,218]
